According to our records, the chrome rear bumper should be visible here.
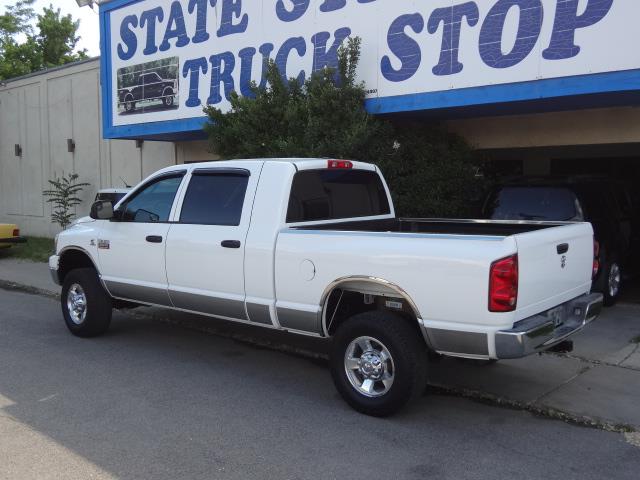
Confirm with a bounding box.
[495,293,603,359]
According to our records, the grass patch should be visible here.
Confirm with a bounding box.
[0,236,54,263]
[632,335,640,344]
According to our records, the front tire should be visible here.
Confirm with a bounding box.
[330,311,428,417]
[162,87,174,106]
[61,268,112,337]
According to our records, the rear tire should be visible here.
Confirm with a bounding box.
[602,259,622,307]
[61,268,112,337]
[330,311,428,417]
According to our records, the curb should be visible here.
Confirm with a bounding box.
[0,280,636,434]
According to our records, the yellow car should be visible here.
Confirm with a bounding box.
[0,223,26,249]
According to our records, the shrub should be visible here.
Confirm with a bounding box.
[42,172,89,229]
[204,38,484,218]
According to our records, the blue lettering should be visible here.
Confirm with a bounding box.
[140,7,164,56]
[381,14,424,82]
[428,2,479,76]
[479,0,543,69]
[311,27,352,74]
[217,0,248,37]
[189,0,217,44]
[182,57,208,107]
[159,1,190,51]
[238,47,257,97]
[276,37,307,84]
[543,0,613,60]
[276,0,310,22]
[208,52,236,104]
[117,15,138,61]
[258,43,274,89]
[319,0,375,12]
[238,43,275,97]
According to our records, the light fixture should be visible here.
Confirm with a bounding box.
[75,0,94,7]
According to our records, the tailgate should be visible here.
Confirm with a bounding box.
[514,222,594,320]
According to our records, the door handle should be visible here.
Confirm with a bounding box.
[221,240,241,249]
[146,235,163,243]
[557,243,569,255]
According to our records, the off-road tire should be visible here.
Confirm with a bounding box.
[61,268,112,337]
[330,311,428,417]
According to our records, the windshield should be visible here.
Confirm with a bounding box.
[485,187,582,221]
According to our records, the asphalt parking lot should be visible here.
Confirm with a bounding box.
[1,289,639,480]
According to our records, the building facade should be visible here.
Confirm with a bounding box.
[1,0,639,236]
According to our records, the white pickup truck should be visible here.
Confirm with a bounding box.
[50,159,603,416]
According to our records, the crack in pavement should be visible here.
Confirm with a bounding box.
[544,349,640,372]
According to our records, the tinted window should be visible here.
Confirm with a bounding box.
[287,169,390,223]
[122,175,183,223]
[180,173,249,226]
[486,187,582,221]
[95,192,128,204]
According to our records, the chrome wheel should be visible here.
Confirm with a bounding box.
[608,263,621,298]
[66,283,87,325]
[344,336,395,398]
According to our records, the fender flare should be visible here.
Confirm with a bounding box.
[318,276,430,346]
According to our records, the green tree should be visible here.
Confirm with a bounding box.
[0,1,87,80]
[205,38,485,218]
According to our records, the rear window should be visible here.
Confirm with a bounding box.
[180,172,249,226]
[485,187,582,221]
[286,169,390,223]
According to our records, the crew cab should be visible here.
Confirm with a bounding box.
[49,159,603,416]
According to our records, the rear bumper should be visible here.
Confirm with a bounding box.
[495,293,603,359]
[0,236,27,244]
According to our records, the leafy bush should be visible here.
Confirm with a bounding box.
[205,38,484,218]
[42,173,89,229]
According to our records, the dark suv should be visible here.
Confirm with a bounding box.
[483,177,638,306]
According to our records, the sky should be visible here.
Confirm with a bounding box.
[0,0,101,56]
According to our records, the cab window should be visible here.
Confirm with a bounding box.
[179,170,249,226]
[121,174,184,223]
[286,169,390,223]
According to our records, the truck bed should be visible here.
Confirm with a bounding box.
[293,218,566,237]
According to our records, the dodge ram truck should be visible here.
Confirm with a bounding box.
[49,159,603,416]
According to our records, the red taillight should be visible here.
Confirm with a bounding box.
[593,239,600,279]
[489,254,518,312]
[12,229,19,237]
[327,160,353,169]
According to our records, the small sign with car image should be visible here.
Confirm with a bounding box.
[117,57,179,115]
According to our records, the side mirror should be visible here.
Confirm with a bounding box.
[90,200,114,220]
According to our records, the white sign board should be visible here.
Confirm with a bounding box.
[101,0,640,137]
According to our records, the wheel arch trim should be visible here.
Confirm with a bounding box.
[57,246,105,286]
[318,275,432,347]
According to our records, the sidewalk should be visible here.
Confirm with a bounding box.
[1,258,639,430]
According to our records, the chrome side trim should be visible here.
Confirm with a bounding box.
[105,280,173,307]
[246,302,273,325]
[169,289,247,320]
[318,275,428,339]
[57,246,109,291]
[426,328,489,356]
[277,307,321,334]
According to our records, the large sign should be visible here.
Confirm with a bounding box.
[100,0,640,138]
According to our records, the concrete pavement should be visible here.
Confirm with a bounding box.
[1,258,640,431]
[1,288,639,480]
